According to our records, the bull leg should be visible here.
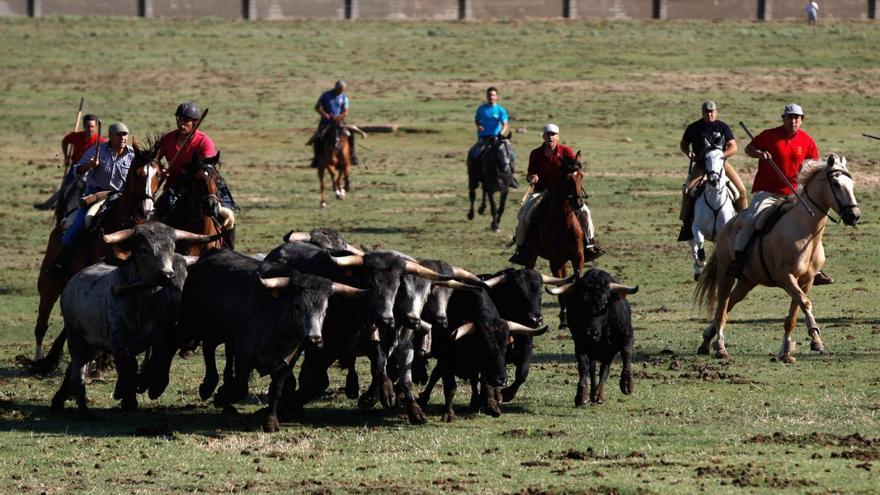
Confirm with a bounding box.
[264,366,291,433]
[417,361,442,409]
[199,341,219,400]
[593,359,613,404]
[395,341,426,424]
[468,376,480,410]
[341,355,360,400]
[481,380,502,417]
[502,338,533,403]
[214,353,250,410]
[574,346,590,407]
[111,337,138,412]
[620,337,635,395]
[72,359,93,417]
[50,363,73,413]
[441,372,457,423]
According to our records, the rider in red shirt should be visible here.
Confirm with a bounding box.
[510,123,603,265]
[728,103,819,276]
[157,102,217,190]
[34,115,107,210]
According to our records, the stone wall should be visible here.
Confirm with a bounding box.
[769,0,868,20]
[255,0,343,19]
[355,0,459,19]
[470,0,565,18]
[664,0,757,19]
[576,0,653,19]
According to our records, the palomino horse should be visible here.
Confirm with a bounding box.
[315,121,365,208]
[31,142,162,362]
[161,153,234,256]
[695,154,860,363]
[467,136,515,231]
[689,145,739,281]
[519,152,587,327]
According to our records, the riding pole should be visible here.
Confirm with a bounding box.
[738,121,815,217]
[862,133,880,141]
[63,97,85,174]
[158,108,209,190]
[519,182,535,205]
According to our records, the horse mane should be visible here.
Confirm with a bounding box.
[132,131,166,164]
[797,154,839,186]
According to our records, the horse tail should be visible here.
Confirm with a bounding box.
[27,329,67,376]
[694,251,719,314]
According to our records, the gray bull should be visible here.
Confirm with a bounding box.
[50,222,212,414]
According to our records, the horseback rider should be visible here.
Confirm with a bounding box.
[34,114,107,211]
[678,101,748,241]
[468,86,517,188]
[311,80,358,167]
[728,103,827,281]
[48,122,135,277]
[155,102,236,223]
[509,123,604,265]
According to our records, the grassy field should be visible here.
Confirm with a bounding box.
[1,16,879,494]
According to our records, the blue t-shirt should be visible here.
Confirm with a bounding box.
[475,103,509,138]
[317,90,349,124]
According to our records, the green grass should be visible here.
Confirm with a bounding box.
[1,17,879,494]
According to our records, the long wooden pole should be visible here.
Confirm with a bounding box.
[63,97,85,175]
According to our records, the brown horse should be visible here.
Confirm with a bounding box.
[519,152,587,326]
[695,154,861,363]
[31,142,162,362]
[315,121,364,208]
[161,154,234,256]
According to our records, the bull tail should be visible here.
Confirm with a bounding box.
[693,251,719,314]
[28,329,67,376]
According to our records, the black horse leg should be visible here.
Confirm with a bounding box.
[478,188,487,215]
[487,191,499,231]
[467,187,476,220]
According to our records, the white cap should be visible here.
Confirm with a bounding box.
[108,122,129,135]
[782,103,804,117]
[543,123,560,134]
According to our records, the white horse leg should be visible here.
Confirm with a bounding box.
[805,309,825,353]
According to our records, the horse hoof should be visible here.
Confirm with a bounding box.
[320,201,327,208]
[693,273,701,282]
[780,354,796,364]
[697,344,710,355]
[714,349,730,359]
[467,211,474,220]
[810,341,826,353]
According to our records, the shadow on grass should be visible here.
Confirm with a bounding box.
[348,226,422,235]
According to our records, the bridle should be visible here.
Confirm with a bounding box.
[803,166,858,225]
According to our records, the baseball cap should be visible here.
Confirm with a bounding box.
[108,122,129,135]
[782,103,804,117]
[543,123,560,134]
[702,101,717,112]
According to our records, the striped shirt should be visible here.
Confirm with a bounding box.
[74,142,135,194]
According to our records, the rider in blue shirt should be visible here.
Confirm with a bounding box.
[469,87,517,188]
[312,80,358,166]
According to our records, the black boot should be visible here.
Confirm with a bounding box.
[727,250,747,277]
[47,245,75,279]
[584,238,605,262]
[813,270,834,286]
[508,175,519,189]
[677,222,694,242]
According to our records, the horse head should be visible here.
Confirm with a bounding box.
[799,154,860,226]
[559,151,585,209]
[703,146,726,188]
[185,152,222,220]
[125,140,163,222]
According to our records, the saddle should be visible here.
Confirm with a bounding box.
[85,192,120,231]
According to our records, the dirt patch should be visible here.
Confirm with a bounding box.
[695,461,817,489]
[747,432,877,447]
[679,362,760,385]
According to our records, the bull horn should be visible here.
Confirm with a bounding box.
[331,282,368,297]
[451,266,483,284]
[182,255,200,266]
[506,321,549,337]
[417,319,433,334]
[260,276,290,289]
[451,322,475,341]
[405,261,452,281]
[103,228,135,244]
[609,282,639,295]
[545,283,575,295]
[285,231,311,243]
[173,229,217,243]
[342,243,365,256]
[482,273,507,288]
[541,274,574,286]
[330,254,364,267]
[432,279,481,291]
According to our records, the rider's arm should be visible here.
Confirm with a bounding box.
[500,120,509,137]
[74,148,99,176]
[314,101,330,121]
[679,138,694,159]
[723,139,737,159]
[744,141,770,161]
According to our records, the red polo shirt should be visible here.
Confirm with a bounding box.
[62,131,106,163]
[157,130,217,189]
[527,143,577,192]
[750,126,818,195]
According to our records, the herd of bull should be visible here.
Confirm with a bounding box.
[37,221,639,431]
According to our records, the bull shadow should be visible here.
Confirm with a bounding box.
[347,226,422,235]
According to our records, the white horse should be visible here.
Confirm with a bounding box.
[689,146,739,281]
